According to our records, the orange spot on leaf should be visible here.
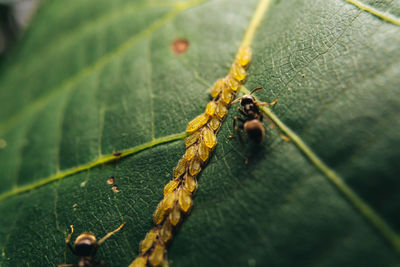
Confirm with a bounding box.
[107,177,115,184]
[112,185,120,193]
[172,39,189,55]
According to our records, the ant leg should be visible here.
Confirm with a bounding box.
[261,113,290,142]
[57,264,74,267]
[98,222,126,245]
[229,117,244,139]
[237,107,247,117]
[228,118,248,163]
[256,98,278,107]
[235,126,249,164]
[228,117,238,139]
[66,225,76,255]
[94,260,108,267]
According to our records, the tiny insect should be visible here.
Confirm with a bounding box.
[230,87,278,163]
[230,87,277,143]
[58,222,126,267]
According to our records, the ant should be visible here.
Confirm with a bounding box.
[230,87,286,163]
[58,222,126,267]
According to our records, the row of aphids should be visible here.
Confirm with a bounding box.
[59,46,274,267]
[128,45,274,267]
[129,47,252,266]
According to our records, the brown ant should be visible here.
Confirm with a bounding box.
[230,87,277,142]
[58,222,126,267]
[229,87,279,163]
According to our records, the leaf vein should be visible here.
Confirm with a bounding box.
[240,86,400,254]
[0,0,208,136]
[345,0,400,26]
[281,10,362,91]
[0,132,187,201]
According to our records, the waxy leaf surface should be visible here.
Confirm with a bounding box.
[0,0,399,266]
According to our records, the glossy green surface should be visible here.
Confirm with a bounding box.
[0,0,399,266]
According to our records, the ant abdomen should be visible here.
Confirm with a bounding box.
[244,120,265,144]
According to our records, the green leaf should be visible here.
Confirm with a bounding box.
[0,0,399,266]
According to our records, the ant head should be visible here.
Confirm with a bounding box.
[74,233,98,257]
[240,95,255,105]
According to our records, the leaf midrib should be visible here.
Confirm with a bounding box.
[182,56,400,255]
[168,0,400,251]
[0,132,187,201]
[1,0,399,263]
[172,0,400,252]
[345,0,400,26]
[240,86,400,255]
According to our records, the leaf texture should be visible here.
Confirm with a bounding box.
[0,0,399,266]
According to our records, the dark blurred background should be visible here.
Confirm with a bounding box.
[0,0,38,60]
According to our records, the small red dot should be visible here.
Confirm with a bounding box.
[172,39,189,55]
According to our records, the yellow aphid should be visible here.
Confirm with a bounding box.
[184,175,197,193]
[205,101,217,116]
[221,88,233,104]
[208,117,220,130]
[202,127,217,148]
[178,188,192,212]
[216,101,227,118]
[185,131,200,147]
[210,78,225,98]
[164,179,179,196]
[169,205,181,226]
[189,157,201,176]
[129,256,147,267]
[230,62,246,81]
[236,46,251,67]
[153,202,166,224]
[140,229,158,253]
[160,221,173,243]
[186,113,209,133]
[163,191,178,211]
[226,75,240,91]
[184,144,197,161]
[198,141,209,162]
[149,243,165,267]
[173,158,187,178]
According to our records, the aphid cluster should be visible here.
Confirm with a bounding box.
[130,46,251,267]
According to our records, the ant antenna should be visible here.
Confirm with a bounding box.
[231,97,242,104]
[250,86,263,95]
[66,225,74,244]
[232,87,264,105]
[65,225,75,255]
[98,222,126,245]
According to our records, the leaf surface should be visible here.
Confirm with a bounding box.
[0,0,399,266]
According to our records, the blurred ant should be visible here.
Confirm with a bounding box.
[58,222,126,267]
[230,87,288,163]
